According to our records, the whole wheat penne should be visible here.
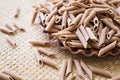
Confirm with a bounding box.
[97,22,103,38]
[108,74,120,80]
[66,74,75,80]
[0,27,14,35]
[47,28,59,33]
[67,18,72,24]
[79,25,90,41]
[79,9,92,25]
[29,41,50,46]
[40,4,50,13]
[60,59,67,80]
[86,27,98,42]
[96,8,110,14]
[93,16,99,26]
[37,8,49,13]
[45,7,57,23]
[70,14,83,26]
[107,9,118,19]
[53,25,61,30]
[0,72,14,80]
[75,29,88,48]
[73,59,85,79]
[99,27,108,46]
[40,56,58,69]
[36,52,44,67]
[70,1,88,8]
[88,65,112,78]
[92,0,102,4]
[88,4,110,8]
[69,14,75,21]
[66,58,72,76]
[61,11,68,30]
[66,42,84,48]
[80,60,92,80]
[59,6,77,14]
[101,18,119,31]
[84,8,96,27]
[98,41,117,56]
[13,21,25,32]
[31,7,38,24]
[6,37,17,48]
[51,31,72,37]
[5,23,17,33]
[109,0,120,4]
[69,8,85,15]
[14,7,20,18]
[107,30,116,39]
[55,15,62,24]
[2,70,22,80]
[63,24,77,31]
[52,1,63,10]
[114,32,120,38]
[59,34,78,41]
[105,37,119,45]
[57,39,66,49]
[44,16,55,31]
[37,48,55,56]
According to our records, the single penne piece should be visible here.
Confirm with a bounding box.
[59,6,77,14]
[98,41,117,57]
[66,58,72,76]
[39,12,46,26]
[105,37,119,45]
[51,31,72,37]
[73,59,85,79]
[37,48,55,56]
[41,56,58,69]
[2,70,22,80]
[0,27,14,35]
[79,25,90,41]
[70,14,83,26]
[108,74,120,80]
[14,7,20,18]
[59,34,78,41]
[13,21,25,32]
[55,15,62,24]
[0,72,14,80]
[59,59,67,80]
[96,8,110,14]
[66,42,84,48]
[99,27,108,46]
[101,18,119,31]
[69,14,75,21]
[70,1,88,8]
[79,8,92,25]
[61,11,68,30]
[45,7,57,23]
[6,37,17,48]
[52,1,63,10]
[69,8,85,15]
[97,22,103,38]
[75,28,88,48]
[5,23,17,33]
[37,8,49,13]
[44,16,55,31]
[88,65,112,78]
[53,25,61,30]
[80,60,92,80]
[84,8,96,27]
[29,41,50,46]
[108,0,120,4]
[107,30,116,39]
[66,74,75,80]
[93,16,99,26]
[47,28,59,33]
[85,27,98,42]
[31,7,38,24]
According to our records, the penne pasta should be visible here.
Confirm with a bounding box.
[70,1,88,8]
[6,37,17,48]
[69,14,75,21]
[108,0,120,4]
[29,41,50,46]
[107,30,116,39]
[97,22,103,38]
[2,70,22,80]
[69,8,85,15]
[75,28,88,48]
[55,15,62,24]
[98,41,117,57]
[36,52,44,67]
[37,48,55,56]
[66,58,72,76]
[60,59,67,80]
[31,7,38,24]
[61,11,68,30]
[0,27,14,35]
[52,1,63,10]
[51,31,72,37]
[0,72,14,80]
[66,42,84,48]
[80,60,92,80]
[88,65,112,78]
[14,7,20,18]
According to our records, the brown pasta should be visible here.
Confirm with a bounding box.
[0,27,14,35]
[70,1,88,8]
[31,7,38,24]
[88,65,112,78]
[66,41,84,48]
[37,48,55,56]
[66,58,72,76]
[6,37,17,48]
[107,30,116,39]
[69,8,85,15]
[2,70,22,80]
[14,7,20,18]
[60,59,67,80]
[29,41,50,46]
[0,72,14,80]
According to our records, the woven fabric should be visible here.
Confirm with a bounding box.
[0,0,120,80]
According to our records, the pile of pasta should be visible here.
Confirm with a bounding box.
[32,0,120,57]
